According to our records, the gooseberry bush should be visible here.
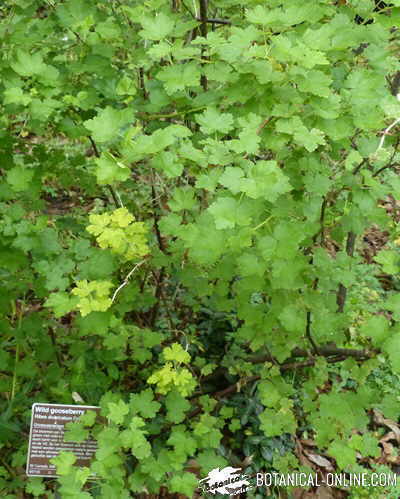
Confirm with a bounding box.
[1,0,400,497]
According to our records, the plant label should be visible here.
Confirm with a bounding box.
[26,403,100,478]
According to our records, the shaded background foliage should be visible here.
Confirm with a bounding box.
[1,0,400,497]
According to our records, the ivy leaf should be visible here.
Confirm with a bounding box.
[84,106,133,143]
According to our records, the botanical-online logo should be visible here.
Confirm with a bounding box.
[198,466,253,495]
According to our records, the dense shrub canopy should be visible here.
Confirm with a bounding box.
[1,0,400,497]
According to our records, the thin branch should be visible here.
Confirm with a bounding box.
[151,181,167,254]
[198,0,208,91]
[181,0,196,18]
[319,196,327,245]
[194,351,373,406]
[195,16,231,25]
[305,311,319,355]
[148,268,166,327]
[88,135,100,157]
[247,344,375,364]
[375,117,400,153]
[87,135,121,208]
[352,157,367,175]
[49,327,62,367]
[372,161,400,177]
[111,260,146,303]
[336,231,356,314]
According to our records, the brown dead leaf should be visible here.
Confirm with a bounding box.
[373,409,400,443]
[303,451,334,471]
[295,437,317,469]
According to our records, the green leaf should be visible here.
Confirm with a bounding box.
[25,478,46,497]
[193,414,222,448]
[219,167,245,194]
[168,472,198,497]
[196,108,234,135]
[130,389,161,419]
[44,292,78,318]
[94,152,130,185]
[327,440,357,469]
[107,400,129,425]
[71,280,113,316]
[168,187,197,212]
[208,196,253,229]
[382,332,400,373]
[163,343,191,364]
[64,421,89,443]
[156,62,201,94]
[4,87,32,106]
[241,161,292,201]
[276,117,326,152]
[50,451,77,475]
[165,389,191,424]
[358,315,390,347]
[167,426,197,459]
[375,250,399,275]
[120,417,152,460]
[84,106,133,143]
[139,13,175,40]
[259,407,297,437]
[11,50,47,77]
[349,433,380,458]
[6,167,34,192]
